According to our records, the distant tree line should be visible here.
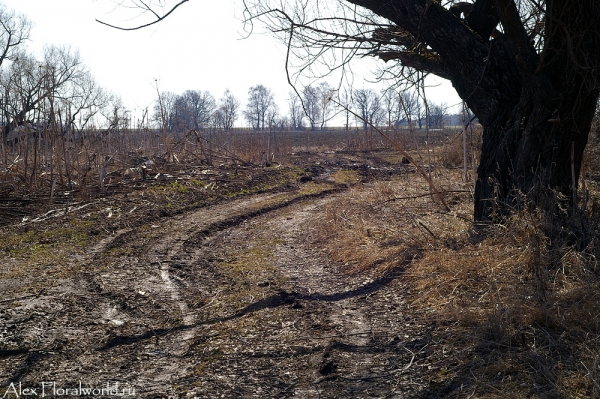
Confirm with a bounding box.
[152,81,454,133]
[153,88,240,132]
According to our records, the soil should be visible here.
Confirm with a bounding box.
[0,150,448,398]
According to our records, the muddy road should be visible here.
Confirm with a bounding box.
[1,151,447,398]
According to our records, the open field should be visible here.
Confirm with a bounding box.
[1,128,600,397]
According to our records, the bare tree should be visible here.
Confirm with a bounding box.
[429,103,448,129]
[60,71,109,133]
[353,88,384,130]
[317,82,336,129]
[301,82,336,130]
[101,94,129,132]
[266,104,280,128]
[244,84,275,130]
[211,108,226,129]
[381,88,400,128]
[0,3,32,67]
[0,46,88,140]
[219,89,240,131]
[288,92,305,130]
[152,90,177,132]
[339,87,353,131]
[398,89,420,129]
[173,90,215,131]
[302,85,320,131]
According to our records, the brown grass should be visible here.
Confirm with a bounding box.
[311,147,600,398]
[312,168,472,275]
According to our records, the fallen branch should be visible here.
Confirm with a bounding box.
[418,220,437,238]
[384,189,471,203]
[21,202,98,224]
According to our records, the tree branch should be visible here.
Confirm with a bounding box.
[345,0,488,72]
[96,0,189,31]
[494,0,537,72]
[372,26,418,49]
[377,51,450,80]
[465,0,501,41]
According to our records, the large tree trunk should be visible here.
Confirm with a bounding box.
[466,1,600,221]
[474,79,599,221]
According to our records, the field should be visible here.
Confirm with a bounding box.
[1,127,600,398]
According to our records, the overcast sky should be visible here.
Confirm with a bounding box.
[2,0,462,126]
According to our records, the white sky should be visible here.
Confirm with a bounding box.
[2,0,462,126]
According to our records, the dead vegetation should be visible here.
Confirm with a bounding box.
[309,138,600,397]
[0,124,437,224]
[4,123,600,397]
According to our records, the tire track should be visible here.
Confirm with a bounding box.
[99,186,346,362]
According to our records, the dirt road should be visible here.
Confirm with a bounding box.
[1,152,445,398]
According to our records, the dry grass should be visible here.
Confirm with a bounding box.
[310,150,600,398]
[437,125,482,169]
[412,205,600,397]
[311,168,473,274]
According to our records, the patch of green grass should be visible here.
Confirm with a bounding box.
[169,181,189,193]
[40,228,90,246]
[149,180,190,194]
[377,153,404,164]
[332,169,360,184]
[285,166,309,180]
[9,243,50,259]
[1,230,36,249]
[226,187,254,198]
[1,225,91,261]
[298,181,335,196]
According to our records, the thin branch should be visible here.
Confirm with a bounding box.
[96,0,189,31]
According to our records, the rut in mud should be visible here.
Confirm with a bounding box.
[1,195,429,397]
[0,151,449,398]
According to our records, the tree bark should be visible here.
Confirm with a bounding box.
[474,80,598,221]
[468,1,600,221]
